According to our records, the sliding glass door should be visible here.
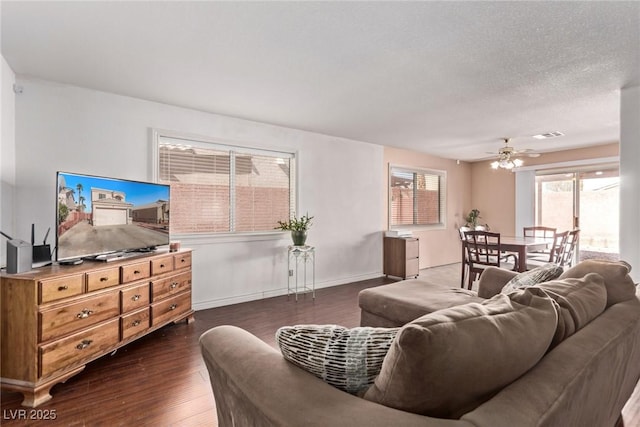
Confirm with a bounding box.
[535,167,619,261]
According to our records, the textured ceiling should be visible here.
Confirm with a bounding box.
[2,1,639,161]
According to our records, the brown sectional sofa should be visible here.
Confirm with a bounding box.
[200,260,640,426]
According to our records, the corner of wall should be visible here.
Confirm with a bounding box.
[1,54,17,267]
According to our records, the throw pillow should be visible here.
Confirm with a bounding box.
[534,273,607,347]
[363,287,557,419]
[276,324,398,394]
[501,263,564,294]
[559,259,636,307]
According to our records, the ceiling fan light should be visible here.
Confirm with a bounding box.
[491,161,500,169]
[513,158,524,167]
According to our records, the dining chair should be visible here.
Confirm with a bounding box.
[555,229,580,267]
[527,230,568,269]
[523,226,557,260]
[463,230,517,290]
[523,226,557,239]
[458,226,472,287]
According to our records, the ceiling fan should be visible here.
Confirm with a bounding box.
[490,138,539,170]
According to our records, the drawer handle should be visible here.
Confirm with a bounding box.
[134,270,141,275]
[132,294,141,301]
[170,282,178,289]
[169,304,178,311]
[100,277,109,282]
[58,285,68,291]
[132,320,141,327]
[160,264,165,268]
[76,339,93,350]
[76,309,94,319]
[180,259,186,263]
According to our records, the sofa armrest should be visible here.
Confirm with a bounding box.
[200,325,470,427]
[477,267,518,298]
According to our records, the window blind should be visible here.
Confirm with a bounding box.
[390,166,445,227]
[157,135,295,234]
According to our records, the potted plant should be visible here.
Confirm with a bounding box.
[275,213,314,246]
[464,209,489,230]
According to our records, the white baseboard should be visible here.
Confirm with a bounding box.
[192,271,382,311]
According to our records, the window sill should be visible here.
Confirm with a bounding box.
[170,231,289,245]
[389,224,446,232]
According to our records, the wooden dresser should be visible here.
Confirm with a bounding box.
[383,236,420,279]
[0,249,194,407]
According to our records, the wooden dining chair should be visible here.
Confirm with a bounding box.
[527,230,569,270]
[523,226,557,260]
[458,226,472,287]
[523,226,557,238]
[463,230,517,290]
[555,229,580,267]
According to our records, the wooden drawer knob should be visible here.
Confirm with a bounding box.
[131,294,141,301]
[58,285,68,291]
[76,309,94,319]
[76,339,93,350]
[169,304,178,311]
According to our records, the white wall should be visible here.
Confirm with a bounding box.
[1,55,16,267]
[514,170,535,236]
[620,85,640,281]
[12,77,384,308]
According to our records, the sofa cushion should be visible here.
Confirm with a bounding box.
[275,324,398,394]
[363,287,557,418]
[534,273,607,346]
[559,260,636,307]
[358,279,482,326]
[501,263,564,294]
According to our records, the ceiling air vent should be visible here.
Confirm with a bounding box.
[532,131,564,139]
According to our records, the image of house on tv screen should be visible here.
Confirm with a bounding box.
[57,173,170,259]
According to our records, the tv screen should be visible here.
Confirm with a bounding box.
[56,171,170,262]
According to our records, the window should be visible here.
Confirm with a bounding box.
[155,132,296,235]
[389,165,445,229]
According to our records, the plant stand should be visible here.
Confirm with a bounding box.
[287,245,315,301]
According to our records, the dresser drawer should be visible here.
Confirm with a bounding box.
[121,307,150,340]
[86,267,120,292]
[39,274,85,304]
[151,255,174,275]
[40,290,120,342]
[151,291,191,327]
[174,252,192,270]
[121,261,151,284]
[151,271,192,302]
[121,283,150,313]
[39,318,120,377]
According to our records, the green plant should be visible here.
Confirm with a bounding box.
[275,213,314,231]
[464,209,489,229]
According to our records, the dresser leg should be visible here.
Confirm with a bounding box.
[2,366,85,408]
[21,388,53,408]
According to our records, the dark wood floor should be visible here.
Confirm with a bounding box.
[1,266,639,426]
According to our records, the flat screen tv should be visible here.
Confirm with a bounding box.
[56,171,170,262]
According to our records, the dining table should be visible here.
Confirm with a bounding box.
[500,236,553,272]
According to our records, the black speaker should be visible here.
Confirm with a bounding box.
[6,239,32,274]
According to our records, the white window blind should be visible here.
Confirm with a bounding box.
[157,134,295,234]
[389,166,445,228]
